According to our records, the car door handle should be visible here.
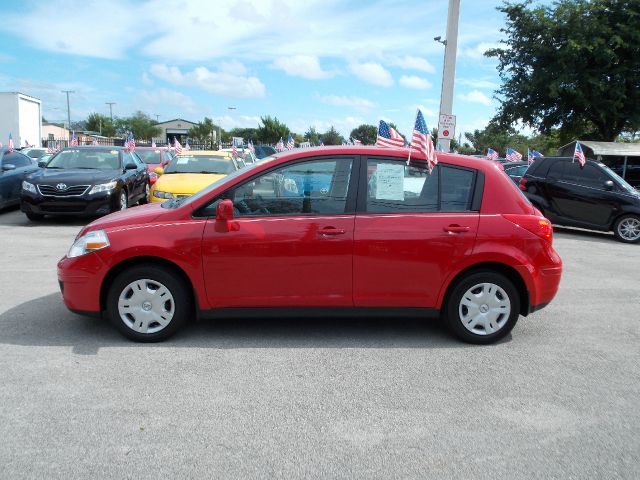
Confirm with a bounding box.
[444,224,470,233]
[319,227,346,236]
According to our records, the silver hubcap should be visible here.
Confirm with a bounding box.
[618,217,640,241]
[117,279,175,334]
[120,191,127,210]
[459,282,511,336]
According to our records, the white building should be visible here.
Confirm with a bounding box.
[153,118,197,144]
[0,92,42,147]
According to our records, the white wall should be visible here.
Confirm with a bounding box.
[18,95,42,147]
[0,93,19,145]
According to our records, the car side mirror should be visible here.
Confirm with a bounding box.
[604,180,614,191]
[216,199,234,221]
[2,163,16,171]
[124,162,137,170]
[154,167,164,175]
[37,160,48,168]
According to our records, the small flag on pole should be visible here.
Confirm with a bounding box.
[7,133,15,153]
[276,137,284,151]
[286,133,294,150]
[408,109,437,172]
[174,137,183,154]
[353,138,362,145]
[151,140,156,148]
[375,120,405,148]
[248,141,255,154]
[487,148,499,160]
[232,138,238,159]
[527,148,543,164]
[573,142,586,167]
[505,148,522,162]
[92,136,98,146]
[70,131,78,146]
[185,139,190,151]
[319,137,324,147]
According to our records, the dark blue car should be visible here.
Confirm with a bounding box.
[0,148,38,210]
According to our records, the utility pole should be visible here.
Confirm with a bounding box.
[437,0,460,153]
[105,102,116,121]
[154,114,160,122]
[61,90,74,138]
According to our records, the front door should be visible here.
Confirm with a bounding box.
[201,156,357,308]
[354,157,480,308]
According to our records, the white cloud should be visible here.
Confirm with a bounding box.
[460,42,502,59]
[390,56,435,73]
[271,55,334,79]
[217,114,262,130]
[349,63,393,87]
[457,78,498,89]
[149,64,266,98]
[136,88,198,114]
[290,116,367,138]
[399,75,432,90]
[319,95,375,110]
[458,90,492,106]
[142,72,153,86]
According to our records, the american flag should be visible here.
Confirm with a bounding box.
[7,133,14,153]
[376,120,405,148]
[125,132,135,152]
[319,137,324,147]
[165,139,171,151]
[47,143,56,154]
[487,148,499,160]
[248,141,255,154]
[506,148,523,162]
[353,138,362,145]
[151,140,156,148]
[573,142,586,167]
[276,137,284,151]
[174,138,183,154]
[409,109,437,171]
[92,136,98,146]
[232,138,238,158]
[527,148,543,164]
[185,140,190,151]
[286,133,294,150]
[70,131,78,147]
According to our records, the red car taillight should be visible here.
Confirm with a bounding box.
[518,177,528,191]
[503,214,553,243]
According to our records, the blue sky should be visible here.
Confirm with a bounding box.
[0,0,511,139]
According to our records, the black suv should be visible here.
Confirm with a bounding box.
[21,146,149,220]
[520,156,640,243]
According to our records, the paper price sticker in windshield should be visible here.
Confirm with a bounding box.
[110,150,118,155]
[177,158,189,164]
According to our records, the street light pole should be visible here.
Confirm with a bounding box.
[437,0,460,153]
[61,90,74,139]
[225,106,236,148]
[105,102,116,121]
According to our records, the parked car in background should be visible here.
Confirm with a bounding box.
[150,150,243,203]
[520,156,640,243]
[21,147,48,161]
[21,146,149,220]
[503,161,530,184]
[58,146,562,344]
[219,148,257,164]
[0,148,39,210]
[254,145,277,159]
[134,147,174,184]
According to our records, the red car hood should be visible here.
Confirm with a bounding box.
[80,203,168,236]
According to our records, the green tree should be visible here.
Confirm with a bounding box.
[487,0,640,141]
[322,126,343,145]
[350,124,377,145]
[114,111,161,140]
[188,117,218,147]
[304,126,320,145]
[257,116,290,144]
[229,127,259,144]
[85,113,115,137]
[464,123,529,155]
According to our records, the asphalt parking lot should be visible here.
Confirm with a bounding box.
[0,207,638,479]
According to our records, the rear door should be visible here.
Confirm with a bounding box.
[353,157,480,308]
[0,152,37,205]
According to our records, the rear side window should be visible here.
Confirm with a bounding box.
[365,159,477,213]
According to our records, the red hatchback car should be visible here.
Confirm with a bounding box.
[58,146,562,344]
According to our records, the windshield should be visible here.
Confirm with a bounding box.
[164,155,236,174]
[46,149,121,170]
[167,156,276,209]
[136,150,163,164]
[26,149,46,159]
[601,164,639,194]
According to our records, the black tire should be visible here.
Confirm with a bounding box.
[114,188,127,212]
[613,214,640,244]
[26,212,45,221]
[139,183,150,205]
[106,265,192,342]
[444,270,520,344]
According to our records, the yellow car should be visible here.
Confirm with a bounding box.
[150,151,243,203]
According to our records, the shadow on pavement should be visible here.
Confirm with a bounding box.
[553,226,617,244]
[0,207,90,228]
[0,293,507,354]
